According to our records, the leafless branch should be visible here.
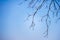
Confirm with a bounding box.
[29,0,35,7]
[19,0,60,38]
[42,0,53,37]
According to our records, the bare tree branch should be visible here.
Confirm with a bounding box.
[19,0,60,38]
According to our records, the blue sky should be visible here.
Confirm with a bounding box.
[0,0,60,40]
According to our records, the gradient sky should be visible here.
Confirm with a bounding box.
[0,0,60,40]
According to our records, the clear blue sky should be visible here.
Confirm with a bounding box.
[0,0,60,40]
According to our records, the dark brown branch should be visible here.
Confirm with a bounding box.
[32,0,39,8]
[28,0,46,30]
[53,0,57,10]
[37,0,46,10]
[23,0,60,38]
[42,0,53,37]
[29,0,35,7]
[55,0,60,17]
[29,14,35,30]
[55,0,60,7]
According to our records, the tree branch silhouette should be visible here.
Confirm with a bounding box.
[19,0,60,38]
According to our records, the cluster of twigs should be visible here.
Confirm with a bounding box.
[19,0,60,38]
